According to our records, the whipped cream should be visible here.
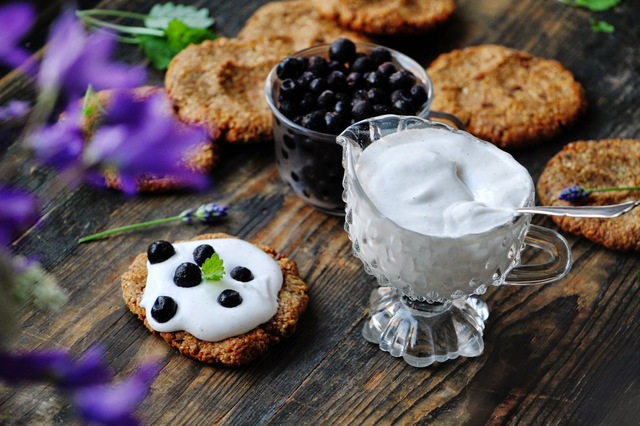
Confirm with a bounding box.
[355,128,533,237]
[140,238,283,342]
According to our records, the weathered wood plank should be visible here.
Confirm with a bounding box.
[1,0,638,425]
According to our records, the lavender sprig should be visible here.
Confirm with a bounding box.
[559,184,640,203]
[78,202,227,243]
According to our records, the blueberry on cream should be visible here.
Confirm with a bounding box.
[140,238,284,342]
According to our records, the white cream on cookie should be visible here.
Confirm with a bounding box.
[140,238,283,342]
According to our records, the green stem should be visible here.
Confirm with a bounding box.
[78,216,182,243]
[589,186,640,193]
[76,13,164,37]
[76,9,150,21]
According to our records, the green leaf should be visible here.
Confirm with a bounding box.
[136,34,179,70]
[145,2,215,30]
[202,253,225,281]
[575,0,620,12]
[164,19,217,51]
[590,18,615,33]
[558,0,620,12]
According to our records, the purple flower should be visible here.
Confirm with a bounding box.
[38,9,145,100]
[0,346,160,426]
[73,362,160,426]
[28,104,85,179]
[558,185,591,202]
[0,100,30,121]
[180,202,228,224]
[0,186,39,246]
[0,2,36,75]
[83,91,209,193]
[0,346,109,387]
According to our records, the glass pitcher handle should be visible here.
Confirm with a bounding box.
[504,225,573,286]
[423,110,466,130]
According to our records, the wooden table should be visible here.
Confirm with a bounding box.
[1,1,639,424]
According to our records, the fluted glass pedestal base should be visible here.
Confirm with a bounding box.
[362,287,490,367]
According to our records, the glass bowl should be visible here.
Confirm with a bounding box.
[264,42,434,215]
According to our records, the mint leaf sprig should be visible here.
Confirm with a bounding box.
[202,253,225,281]
[78,202,228,243]
[76,2,217,70]
[559,185,640,203]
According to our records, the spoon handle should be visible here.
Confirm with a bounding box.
[516,200,640,218]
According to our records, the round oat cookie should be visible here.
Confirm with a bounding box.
[121,233,309,366]
[82,86,217,192]
[165,36,294,144]
[537,139,640,252]
[310,0,455,35]
[427,45,587,149]
[238,0,371,51]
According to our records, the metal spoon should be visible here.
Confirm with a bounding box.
[515,200,640,218]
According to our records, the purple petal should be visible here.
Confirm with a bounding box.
[0,349,71,384]
[84,92,209,193]
[38,10,145,100]
[73,362,160,425]
[0,100,30,121]
[57,346,112,390]
[28,104,84,175]
[0,3,36,73]
[0,186,39,246]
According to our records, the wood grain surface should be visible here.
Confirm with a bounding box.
[1,0,638,425]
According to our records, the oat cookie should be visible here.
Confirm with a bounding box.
[83,86,216,192]
[310,0,456,35]
[238,0,371,51]
[165,36,294,144]
[427,45,587,149]
[121,233,309,366]
[537,139,640,251]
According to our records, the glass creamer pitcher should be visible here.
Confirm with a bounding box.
[338,115,572,367]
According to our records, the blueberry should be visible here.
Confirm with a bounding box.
[346,72,364,89]
[279,101,297,118]
[279,78,302,100]
[173,262,202,287]
[364,71,386,88]
[351,56,376,73]
[317,90,336,109]
[324,111,346,134]
[326,70,347,92]
[352,100,373,121]
[391,89,412,103]
[276,56,305,79]
[409,84,428,107]
[376,62,397,78]
[373,104,392,115]
[298,92,317,112]
[328,60,347,73]
[329,38,357,63]
[230,266,254,282]
[389,70,416,90]
[218,289,243,308]
[392,99,416,115]
[366,88,388,104]
[334,100,349,115]
[147,240,175,264]
[151,296,178,323]
[193,244,215,266]
[309,78,328,93]
[308,55,329,77]
[301,111,326,132]
[370,47,392,64]
[297,71,315,89]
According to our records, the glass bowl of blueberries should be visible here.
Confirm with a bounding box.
[265,38,434,215]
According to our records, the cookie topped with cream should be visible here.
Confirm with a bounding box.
[121,233,309,366]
